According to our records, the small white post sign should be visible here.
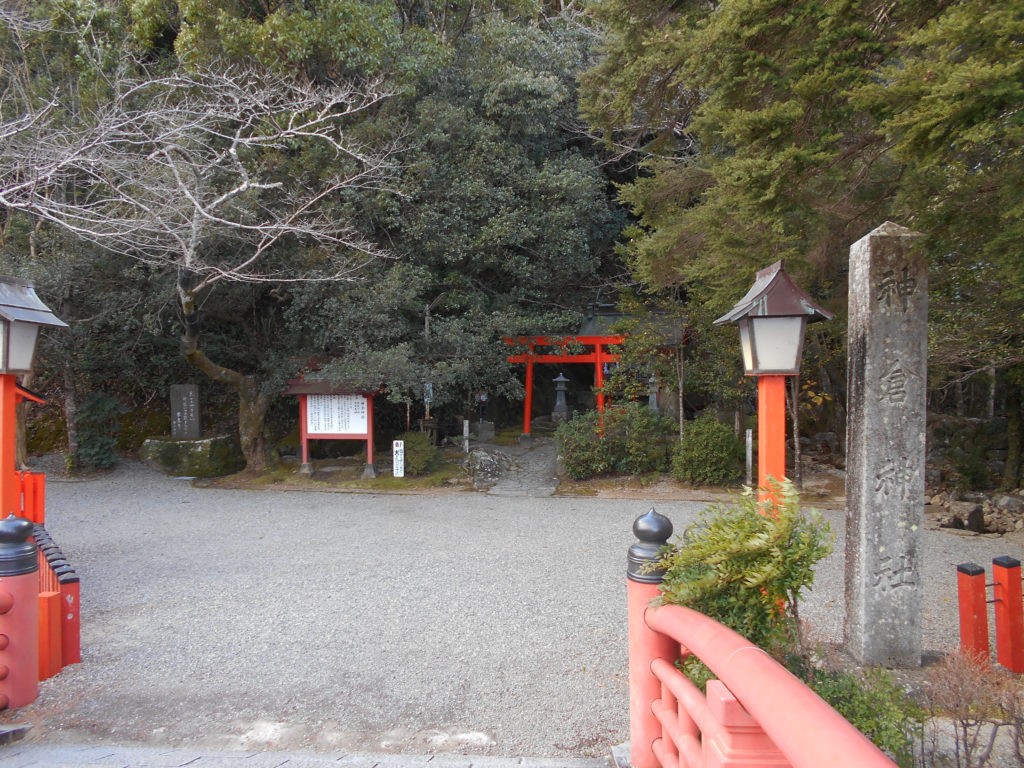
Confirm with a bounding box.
[393,440,405,478]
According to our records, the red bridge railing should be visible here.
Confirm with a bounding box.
[627,509,895,768]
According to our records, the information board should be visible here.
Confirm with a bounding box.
[305,394,369,435]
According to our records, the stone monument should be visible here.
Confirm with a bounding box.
[170,384,201,440]
[845,221,926,666]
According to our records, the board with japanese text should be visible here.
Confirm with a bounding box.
[305,394,369,435]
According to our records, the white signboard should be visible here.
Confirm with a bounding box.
[305,394,368,435]
[393,440,405,478]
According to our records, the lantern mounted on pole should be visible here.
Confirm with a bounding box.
[713,261,832,375]
[0,278,68,374]
[713,261,832,495]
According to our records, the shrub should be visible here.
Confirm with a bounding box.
[555,404,675,480]
[555,410,612,480]
[72,393,121,472]
[395,431,438,476]
[671,413,742,486]
[811,668,924,768]
[602,403,676,475]
[653,481,832,655]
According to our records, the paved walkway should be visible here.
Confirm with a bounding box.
[0,742,611,768]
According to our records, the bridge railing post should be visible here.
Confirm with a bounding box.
[627,508,677,768]
[0,515,39,709]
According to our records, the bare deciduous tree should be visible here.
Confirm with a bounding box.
[0,66,397,469]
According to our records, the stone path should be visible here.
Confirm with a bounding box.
[485,439,559,498]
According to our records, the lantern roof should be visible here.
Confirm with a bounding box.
[713,261,833,326]
[0,277,68,328]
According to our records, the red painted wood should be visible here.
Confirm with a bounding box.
[993,557,1024,673]
[757,375,788,497]
[641,603,896,768]
[628,579,679,768]
[956,565,989,660]
[0,375,17,518]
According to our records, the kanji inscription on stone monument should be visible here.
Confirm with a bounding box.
[170,384,201,440]
[845,221,927,667]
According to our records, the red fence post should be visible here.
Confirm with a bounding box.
[59,574,80,666]
[627,508,677,768]
[992,556,1024,673]
[956,562,990,660]
[702,680,790,768]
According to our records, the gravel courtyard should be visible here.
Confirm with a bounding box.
[3,454,1022,758]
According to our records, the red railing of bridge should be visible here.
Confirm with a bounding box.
[627,509,896,768]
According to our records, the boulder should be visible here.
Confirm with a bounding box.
[140,435,245,478]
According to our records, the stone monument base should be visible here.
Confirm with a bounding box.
[140,435,245,478]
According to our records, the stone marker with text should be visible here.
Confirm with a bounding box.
[845,222,927,666]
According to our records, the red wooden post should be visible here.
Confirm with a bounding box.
[298,395,311,470]
[956,563,990,660]
[59,576,81,666]
[757,375,788,511]
[37,589,61,680]
[0,375,17,519]
[703,681,790,768]
[992,556,1024,673]
[523,357,534,435]
[627,509,676,768]
[365,394,375,470]
[595,344,605,413]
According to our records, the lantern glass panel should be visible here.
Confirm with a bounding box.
[738,321,755,372]
[749,316,804,374]
[6,322,39,373]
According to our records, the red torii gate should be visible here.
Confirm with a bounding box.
[505,334,624,436]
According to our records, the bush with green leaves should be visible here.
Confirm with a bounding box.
[396,431,438,476]
[72,393,121,472]
[671,412,742,486]
[810,668,924,768]
[555,403,675,480]
[653,481,832,655]
[554,410,612,480]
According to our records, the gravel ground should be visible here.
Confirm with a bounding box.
[3,452,1023,759]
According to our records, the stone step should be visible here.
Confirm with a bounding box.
[0,744,613,768]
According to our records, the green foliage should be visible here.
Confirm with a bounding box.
[671,413,742,486]
[654,482,832,655]
[72,393,121,472]
[810,668,924,768]
[396,431,438,476]
[555,410,612,480]
[604,403,676,475]
[555,403,676,480]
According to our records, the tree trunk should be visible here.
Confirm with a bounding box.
[987,365,996,418]
[62,361,79,472]
[1003,369,1022,491]
[676,345,685,442]
[15,371,32,469]
[181,329,274,472]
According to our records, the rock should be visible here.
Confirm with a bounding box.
[950,501,982,518]
[140,435,245,478]
[996,495,1024,514]
[464,448,513,487]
